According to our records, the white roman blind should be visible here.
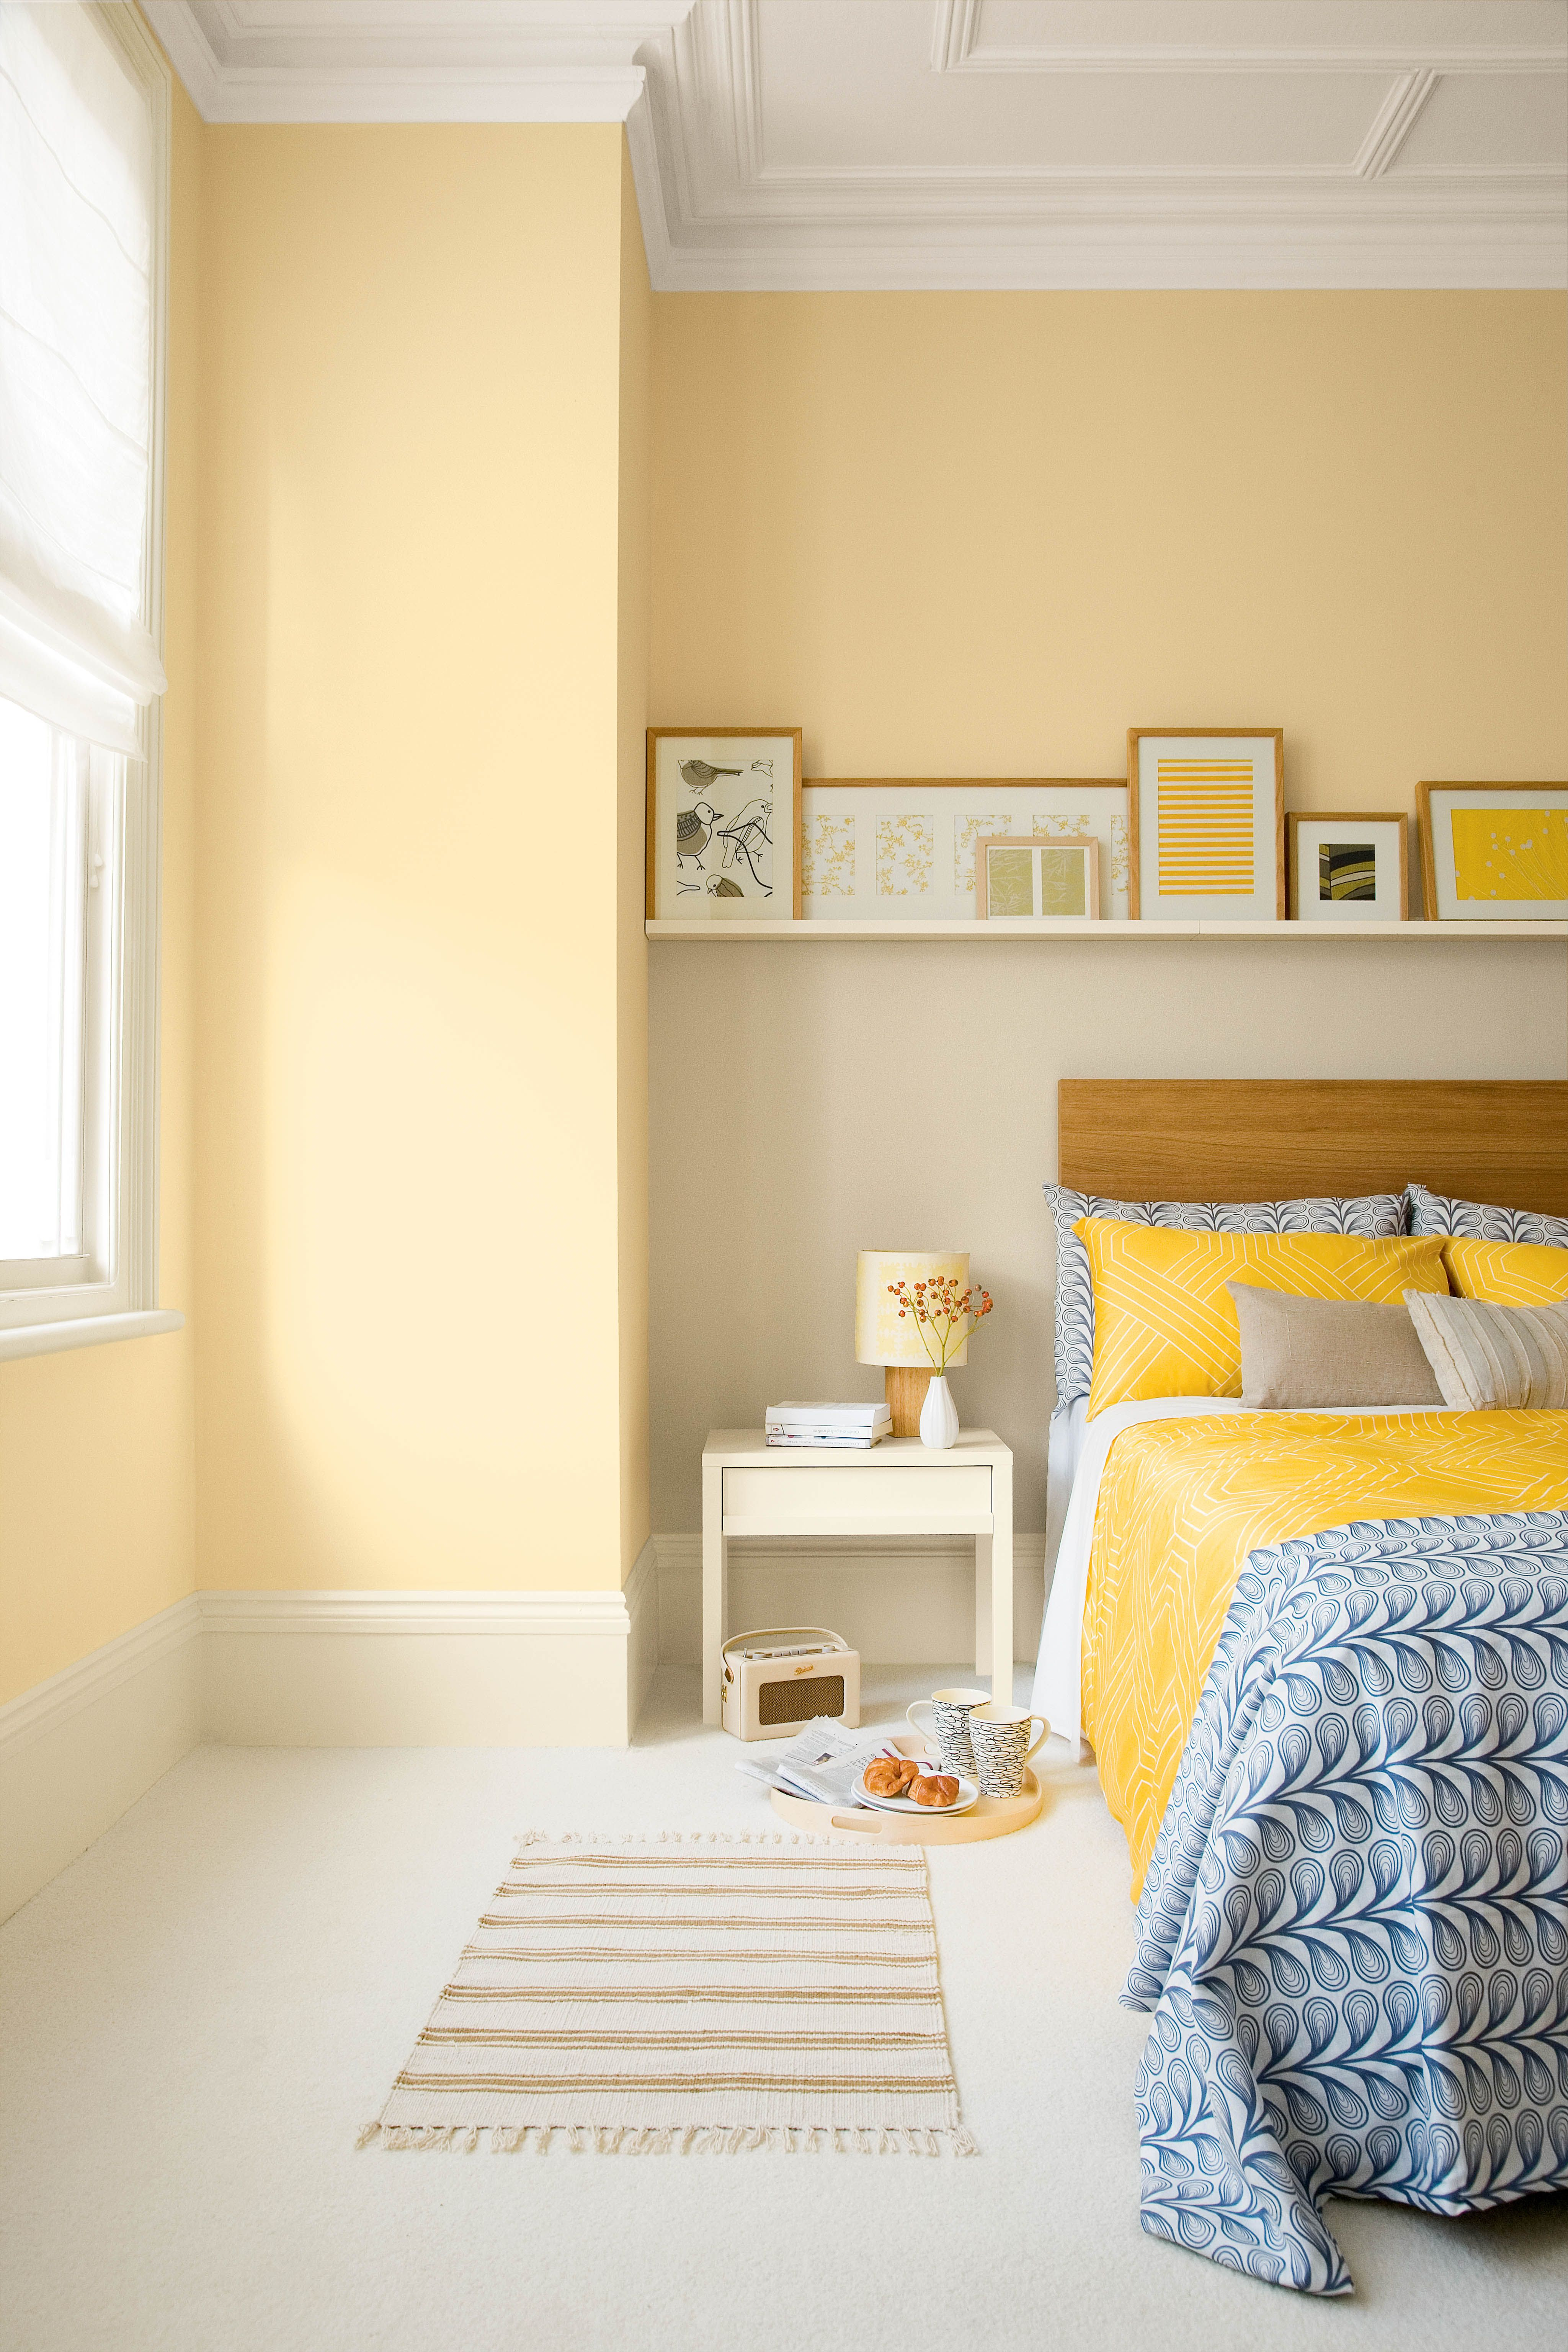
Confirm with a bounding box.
[0,0,165,754]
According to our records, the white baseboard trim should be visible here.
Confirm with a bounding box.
[0,1598,203,1925]
[653,1532,1048,1668]
[199,1557,658,1748]
[0,1594,201,1756]
[3,1530,1032,1921]
[196,1587,638,1637]
[625,1536,660,1736]
[0,1547,663,1922]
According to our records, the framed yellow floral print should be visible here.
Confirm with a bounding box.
[799,778,1130,921]
[1417,781,1568,921]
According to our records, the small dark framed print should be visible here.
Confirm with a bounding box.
[1287,812,1409,921]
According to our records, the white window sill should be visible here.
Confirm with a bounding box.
[0,1308,184,1364]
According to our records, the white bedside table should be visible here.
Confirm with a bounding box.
[700,1429,1014,1727]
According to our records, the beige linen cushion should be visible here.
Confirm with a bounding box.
[1227,1282,1446,1409]
[1403,1289,1568,1410]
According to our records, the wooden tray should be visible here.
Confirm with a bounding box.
[768,1731,1042,1845]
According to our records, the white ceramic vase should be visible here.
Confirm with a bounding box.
[919,1373,960,1450]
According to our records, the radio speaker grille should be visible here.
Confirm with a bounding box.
[759,1675,845,1727]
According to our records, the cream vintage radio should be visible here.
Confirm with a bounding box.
[719,1627,861,1742]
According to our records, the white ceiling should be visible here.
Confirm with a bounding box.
[145,0,1568,287]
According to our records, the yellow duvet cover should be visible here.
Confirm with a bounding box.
[1083,1409,1568,1896]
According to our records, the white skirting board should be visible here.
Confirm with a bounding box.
[0,1533,1039,1922]
[0,1545,660,1924]
[199,1566,657,1749]
[653,1533,1047,1668]
[0,1597,204,1927]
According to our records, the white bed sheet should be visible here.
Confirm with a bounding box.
[1031,1396,1462,1755]
[1032,1399,1243,1752]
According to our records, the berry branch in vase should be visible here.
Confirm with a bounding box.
[886,1276,994,1373]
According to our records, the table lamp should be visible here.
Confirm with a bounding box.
[855,1250,969,1436]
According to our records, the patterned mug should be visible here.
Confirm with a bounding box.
[968,1704,1050,1798]
[906,1688,989,1775]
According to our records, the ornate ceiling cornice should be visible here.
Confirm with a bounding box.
[145,1,1568,290]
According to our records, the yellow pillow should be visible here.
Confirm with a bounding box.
[1442,1235,1568,1307]
[1075,1218,1452,1417]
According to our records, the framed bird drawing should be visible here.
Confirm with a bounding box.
[646,729,803,920]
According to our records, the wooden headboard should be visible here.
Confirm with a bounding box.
[1058,1080,1568,1219]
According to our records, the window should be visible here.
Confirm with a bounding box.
[0,4,176,1357]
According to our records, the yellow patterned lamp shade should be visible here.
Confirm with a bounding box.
[855,1251,970,1369]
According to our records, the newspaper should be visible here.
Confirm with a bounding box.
[733,1716,897,1808]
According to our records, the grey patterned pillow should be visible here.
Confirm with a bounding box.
[1405,1181,1568,1248]
[1043,1184,1406,1409]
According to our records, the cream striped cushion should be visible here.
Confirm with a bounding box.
[1404,1290,1568,1411]
[1075,1219,1450,1417]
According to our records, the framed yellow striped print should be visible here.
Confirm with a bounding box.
[1127,729,1284,921]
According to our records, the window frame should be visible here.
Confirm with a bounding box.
[0,4,178,1363]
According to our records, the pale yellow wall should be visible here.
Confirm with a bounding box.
[0,79,202,1705]
[647,292,1568,1538]
[194,122,643,1594]
[650,292,1567,795]
[616,140,652,1581]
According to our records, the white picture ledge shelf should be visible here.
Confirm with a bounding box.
[646,919,1568,941]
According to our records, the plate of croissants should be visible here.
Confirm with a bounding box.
[858,1753,978,1816]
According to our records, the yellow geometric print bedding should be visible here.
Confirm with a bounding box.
[1074,1219,1450,1418]
[1082,1408,1568,1898]
[1442,1235,1568,1305]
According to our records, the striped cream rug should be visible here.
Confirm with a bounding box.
[360,1831,973,2156]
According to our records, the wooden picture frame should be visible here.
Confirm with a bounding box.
[1416,781,1568,922]
[975,836,1101,921]
[646,728,803,921]
[1126,729,1285,922]
[799,777,1129,920]
[1286,812,1409,921]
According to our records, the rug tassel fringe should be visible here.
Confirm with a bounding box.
[361,2120,975,2156]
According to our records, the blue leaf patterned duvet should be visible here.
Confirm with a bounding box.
[1125,1511,1568,2294]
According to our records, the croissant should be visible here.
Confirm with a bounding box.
[909,1773,960,1808]
[864,1756,919,1798]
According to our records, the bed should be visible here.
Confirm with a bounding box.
[1031,1080,1568,2295]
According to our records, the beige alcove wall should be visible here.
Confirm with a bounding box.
[644,286,1568,1658]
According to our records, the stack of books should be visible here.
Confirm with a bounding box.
[764,1400,892,1449]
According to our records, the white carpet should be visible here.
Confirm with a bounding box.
[1,1664,1565,2352]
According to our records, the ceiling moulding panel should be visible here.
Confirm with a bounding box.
[634,0,1566,292]
[147,0,1567,289]
[931,0,1568,77]
[1352,68,1441,178]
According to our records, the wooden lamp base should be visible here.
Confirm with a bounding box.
[884,1364,933,1438]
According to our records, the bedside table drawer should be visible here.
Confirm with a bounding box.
[722,1463,992,1536]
